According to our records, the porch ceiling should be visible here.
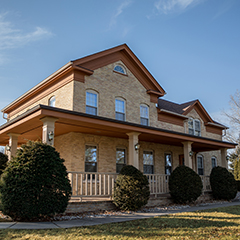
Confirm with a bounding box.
[0,105,236,152]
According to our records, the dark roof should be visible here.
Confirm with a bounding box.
[157,99,197,115]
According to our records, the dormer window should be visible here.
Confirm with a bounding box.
[188,118,201,136]
[48,96,56,107]
[114,65,126,75]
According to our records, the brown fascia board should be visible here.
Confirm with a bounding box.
[72,44,166,95]
[205,122,228,130]
[158,109,189,119]
[0,104,236,149]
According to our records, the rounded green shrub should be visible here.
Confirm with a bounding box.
[210,166,237,200]
[0,152,8,176]
[0,141,72,221]
[169,165,203,203]
[236,180,240,191]
[113,165,150,211]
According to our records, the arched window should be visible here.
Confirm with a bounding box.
[197,155,204,175]
[48,96,56,107]
[188,118,201,136]
[115,97,125,121]
[86,90,98,115]
[140,104,149,126]
[212,156,217,168]
[114,65,126,75]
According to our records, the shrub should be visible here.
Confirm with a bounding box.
[169,165,203,203]
[0,152,8,176]
[113,165,150,211]
[210,166,237,200]
[236,180,240,191]
[0,141,72,221]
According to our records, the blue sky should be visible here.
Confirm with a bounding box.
[0,0,239,127]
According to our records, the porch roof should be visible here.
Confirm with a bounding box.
[0,105,236,152]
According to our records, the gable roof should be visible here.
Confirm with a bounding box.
[158,98,227,129]
[2,44,166,114]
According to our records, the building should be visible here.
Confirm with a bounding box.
[0,44,236,198]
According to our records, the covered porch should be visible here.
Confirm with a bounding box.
[0,105,236,201]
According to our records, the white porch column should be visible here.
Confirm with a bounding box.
[221,148,228,169]
[7,133,20,161]
[182,141,193,169]
[126,132,141,169]
[40,117,58,146]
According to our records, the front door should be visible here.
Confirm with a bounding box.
[179,154,184,166]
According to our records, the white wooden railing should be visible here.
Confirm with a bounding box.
[68,172,211,200]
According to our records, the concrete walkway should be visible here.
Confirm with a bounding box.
[0,201,240,230]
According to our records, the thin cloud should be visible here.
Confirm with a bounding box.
[154,0,202,15]
[109,0,132,28]
[0,12,53,50]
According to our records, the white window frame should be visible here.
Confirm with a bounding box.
[115,97,126,121]
[48,96,56,107]
[143,150,154,174]
[211,156,217,168]
[140,104,149,126]
[188,118,201,136]
[86,90,98,116]
[114,64,126,75]
[197,155,204,175]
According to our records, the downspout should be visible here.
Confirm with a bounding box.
[2,112,8,121]
[222,128,227,137]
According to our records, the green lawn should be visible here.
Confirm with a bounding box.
[1,205,240,239]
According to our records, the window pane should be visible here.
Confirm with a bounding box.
[141,118,148,126]
[114,65,125,74]
[115,99,125,113]
[197,157,203,168]
[85,145,97,162]
[116,149,125,164]
[85,162,97,172]
[165,154,172,167]
[195,120,201,131]
[143,165,154,174]
[140,106,148,118]
[116,112,125,121]
[143,151,153,165]
[49,96,55,107]
[86,106,97,115]
[86,92,97,107]
[212,157,217,168]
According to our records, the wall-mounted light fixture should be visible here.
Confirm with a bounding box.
[48,131,54,141]
[134,143,140,151]
[5,145,11,151]
[189,151,194,157]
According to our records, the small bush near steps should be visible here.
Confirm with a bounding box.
[169,165,203,204]
[113,165,150,211]
[210,166,237,200]
[0,141,72,221]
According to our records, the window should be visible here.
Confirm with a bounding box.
[116,148,126,173]
[140,104,149,126]
[143,151,154,174]
[188,118,201,136]
[48,96,56,107]
[212,157,217,168]
[165,153,172,175]
[86,90,98,115]
[85,145,97,172]
[114,65,126,74]
[197,155,204,175]
[115,98,125,121]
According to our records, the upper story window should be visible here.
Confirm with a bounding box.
[197,155,204,175]
[116,148,126,173]
[86,90,98,115]
[115,98,125,121]
[114,65,126,75]
[140,104,149,126]
[48,96,56,107]
[143,150,154,174]
[188,118,201,136]
[212,156,217,168]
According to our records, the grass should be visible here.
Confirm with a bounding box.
[1,205,240,239]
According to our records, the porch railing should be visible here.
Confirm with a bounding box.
[68,172,211,200]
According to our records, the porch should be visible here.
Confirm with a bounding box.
[68,171,211,202]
